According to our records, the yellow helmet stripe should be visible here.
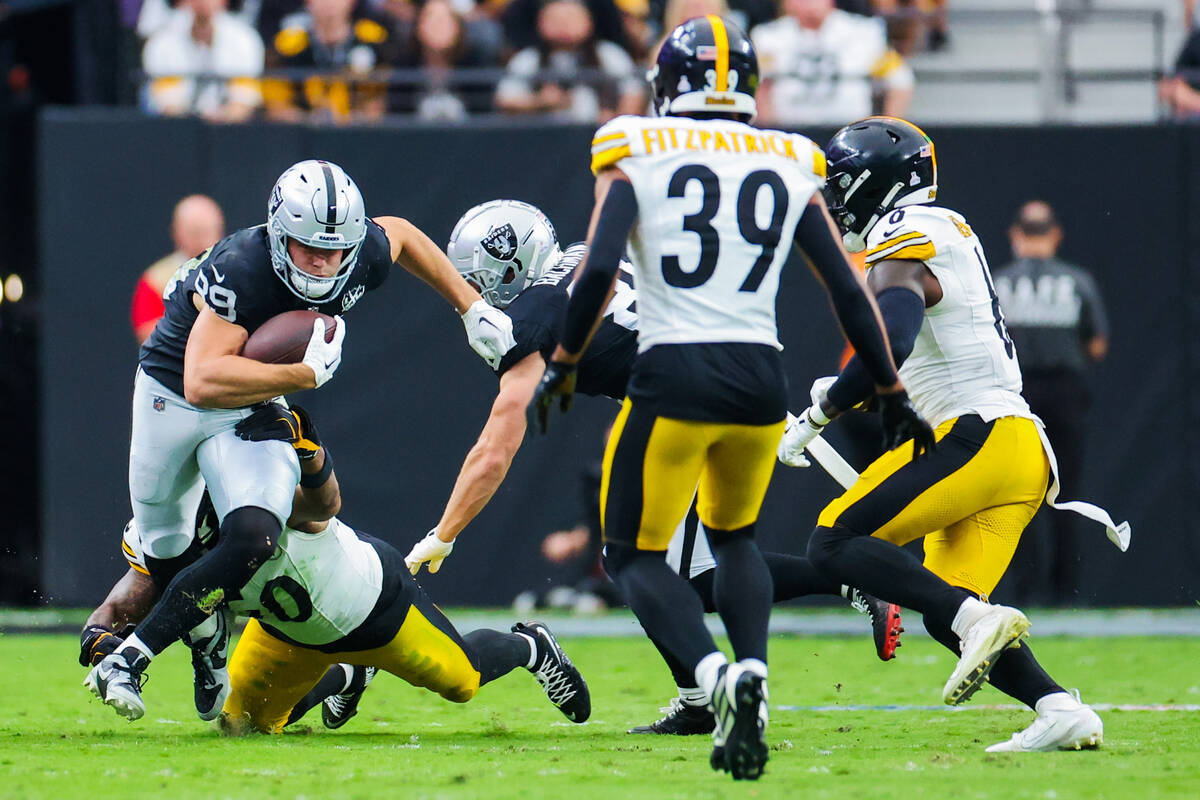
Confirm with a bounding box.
[707,15,729,92]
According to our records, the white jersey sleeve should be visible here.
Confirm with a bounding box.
[864,205,1030,427]
[230,518,383,646]
[590,115,826,352]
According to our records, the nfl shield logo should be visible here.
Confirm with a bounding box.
[153,396,165,412]
[481,223,518,261]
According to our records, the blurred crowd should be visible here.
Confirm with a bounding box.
[128,0,930,125]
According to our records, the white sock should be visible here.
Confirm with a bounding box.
[740,658,768,680]
[839,585,851,599]
[678,685,709,707]
[516,632,538,669]
[694,651,728,698]
[120,634,155,663]
[950,596,990,640]
[1035,691,1081,714]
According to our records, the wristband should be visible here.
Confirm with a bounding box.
[807,405,832,427]
[300,450,334,489]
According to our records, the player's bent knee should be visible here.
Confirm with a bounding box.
[806,523,854,571]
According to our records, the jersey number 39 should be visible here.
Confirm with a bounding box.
[661,164,789,293]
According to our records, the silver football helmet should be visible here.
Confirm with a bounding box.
[267,160,367,301]
[447,200,561,309]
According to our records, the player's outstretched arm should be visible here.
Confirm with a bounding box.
[183,306,324,408]
[234,403,342,524]
[530,168,635,434]
[407,352,544,575]
[374,215,516,369]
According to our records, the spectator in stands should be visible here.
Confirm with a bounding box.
[142,0,266,122]
[262,0,399,123]
[503,0,631,54]
[1159,28,1200,119]
[132,194,225,344]
[495,0,644,122]
[615,0,655,62]
[993,200,1110,606]
[751,0,913,126]
[392,0,497,119]
[652,0,773,38]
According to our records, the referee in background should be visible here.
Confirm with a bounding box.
[994,200,1110,606]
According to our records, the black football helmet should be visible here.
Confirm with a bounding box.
[649,15,758,120]
[824,117,939,252]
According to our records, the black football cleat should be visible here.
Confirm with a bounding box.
[710,664,768,781]
[323,665,377,729]
[513,621,591,723]
[181,607,232,721]
[628,698,715,735]
[848,587,904,661]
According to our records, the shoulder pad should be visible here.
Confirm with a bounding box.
[274,27,309,58]
[864,208,937,265]
[590,116,642,175]
[354,18,388,45]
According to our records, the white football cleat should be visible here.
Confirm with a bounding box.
[986,691,1103,752]
[84,650,148,721]
[943,604,1030,705]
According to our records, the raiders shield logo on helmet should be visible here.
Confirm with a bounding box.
[481,223,519,261]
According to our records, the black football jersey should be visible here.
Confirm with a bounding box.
[140,221,392,396]
[497,242,638,401]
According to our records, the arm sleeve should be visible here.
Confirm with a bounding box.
[561,179,638,355]
[826,286,925,412]
[792,200,898,391]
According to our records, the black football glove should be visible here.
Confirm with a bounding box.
[235,402,322,460]
[79,624,134,667]
[878,389,937,461]
[527,360,578,435]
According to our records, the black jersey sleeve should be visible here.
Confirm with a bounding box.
[361,219,392,291]
[495,284,567,376]
[192,229,284,333]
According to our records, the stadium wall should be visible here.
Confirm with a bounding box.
[35,108,1200,607]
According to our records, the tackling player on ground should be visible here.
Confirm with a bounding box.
[85,404,590,733]
[781,117,1126,752]
[525,18,933,779]
[86,160,517,722]
[402,199,903,736]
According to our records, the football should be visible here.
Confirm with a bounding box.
[242,310,337,364]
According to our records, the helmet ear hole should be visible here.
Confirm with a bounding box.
[502,266,518,285]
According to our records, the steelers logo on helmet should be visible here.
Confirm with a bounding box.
[649,15,758,120]
[823,117,938,252]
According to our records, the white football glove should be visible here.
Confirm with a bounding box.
[405,528,455,575]
[302,316,346,389]
[462,300,517,370]
[810,375,838,411]
[778,409,830,468]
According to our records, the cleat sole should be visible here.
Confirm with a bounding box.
[944,612,1030,705]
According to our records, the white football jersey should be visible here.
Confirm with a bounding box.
[751,12,913,126]
[590,115,826,352]
[863,205,1030,428]
[229,518,383,646]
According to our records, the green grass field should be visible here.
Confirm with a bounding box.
[3,625,1199,800]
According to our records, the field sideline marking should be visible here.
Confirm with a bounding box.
[776,703,1200,712]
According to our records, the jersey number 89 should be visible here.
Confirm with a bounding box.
[661,164,789,293]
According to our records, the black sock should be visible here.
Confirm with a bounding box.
[611,547,716,674]
[646,629,700,689]
[808,524,970,630]
[128,507,280,655]
[709,527,772,664]
[285,665,351,726]
[762,551,842,601]
[463,629,533,686]
[922,614,1063,709]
